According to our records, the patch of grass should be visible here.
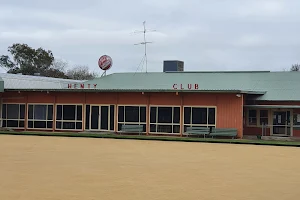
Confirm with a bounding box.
[0,131,300,147]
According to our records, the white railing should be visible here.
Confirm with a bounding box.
[261,123,293,136]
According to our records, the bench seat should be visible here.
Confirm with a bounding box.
[185,127,210,138]
[210,128,238,138]
[120,125,144,135]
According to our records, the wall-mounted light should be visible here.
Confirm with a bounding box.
[236,94,241,98]
[142,92,144,95]
[176,92,179,96]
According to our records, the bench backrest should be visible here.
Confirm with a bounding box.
[121,124,143,131]
[212,128,237,132]
[186,127,210,131]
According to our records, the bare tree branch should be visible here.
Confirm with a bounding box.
[291,64,300,71]
[66,65,97,80]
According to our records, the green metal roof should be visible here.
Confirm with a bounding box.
[244,105,300,109]
[82,71,300,101]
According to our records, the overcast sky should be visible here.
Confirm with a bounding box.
[1,0,300,74]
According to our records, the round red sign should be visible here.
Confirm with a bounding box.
[98,55,113,71]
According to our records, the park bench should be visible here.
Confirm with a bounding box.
[120,124,144,135]
[184,127,210,138]
[210,128,238,139]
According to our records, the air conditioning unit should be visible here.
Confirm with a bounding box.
[163,60,184,72]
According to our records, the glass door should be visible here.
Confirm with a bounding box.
[88,105,115,131]
[272,111,291,136]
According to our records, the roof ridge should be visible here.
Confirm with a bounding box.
[0,73,84,82]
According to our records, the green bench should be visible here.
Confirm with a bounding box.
[185,127,210,138]
[210,128,238,139]
[120,124,144,135]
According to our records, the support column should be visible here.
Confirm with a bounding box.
[0,97,2,128]
[180,93,183,137]
[241,94,244,138]
[146,93,150,136]
[114,93,119,133]
[82,92,87,132]
[24,93,28,131]
[53,93,56,132]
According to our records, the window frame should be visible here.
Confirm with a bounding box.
[117,105,147,132]
[246,109,270,127]
[85,104,115,132]
[27,103,54,130]
[183,106,217,131]
[55,104,83,131]
[1,103,26,129]
[149,105,181,134]
[259,110,269,126]
[247,109,258,126]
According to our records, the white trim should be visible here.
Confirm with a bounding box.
[246,109,258,127]
[259,109,269,126]
[85,104,115,132]
[271,109,293,136]
[0,98,2,127]
[183,106,217,129]
[117,105,147,132]
[149,106,181,134]
[2,103,26,128]
[183,105,216,108]
[55,104,83,131]
[27,104,54,130]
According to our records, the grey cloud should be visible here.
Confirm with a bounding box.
[1,0,300,74]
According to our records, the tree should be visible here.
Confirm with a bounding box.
[290,64,300,71]
[66,65,97,80]
[0,43,66,78]
[48,59,69,79]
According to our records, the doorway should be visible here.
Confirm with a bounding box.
[272,111,291,136]
[86,105,115,131]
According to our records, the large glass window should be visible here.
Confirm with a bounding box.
[246,109,269,127]
[248,109,257,126]
[118,105,146,132]
[56,105,83,130]
[2,104,25,128]
[150,106,180,134]
[85,105,115,131]
[184,107,216,131]
[260,110,269,125]
[28,104,53,129]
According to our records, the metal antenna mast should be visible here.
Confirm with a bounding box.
[134,21,156,73]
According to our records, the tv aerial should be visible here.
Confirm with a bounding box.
[133,21,156,73]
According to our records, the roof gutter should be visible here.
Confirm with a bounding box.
[244,105,300,109]
[4,89,266,94]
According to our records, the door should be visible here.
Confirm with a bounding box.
[272,111,291,136]
[89,105,114,131]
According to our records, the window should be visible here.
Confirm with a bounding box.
[118,105,146,132]
[150,106,180,134]
[260,110,268,125]
[248,110,257,126]
[28,104,53,129]
[85,105,115,131]
[56,105,83,130]
[184,107,216,131]
[2,104,25,128]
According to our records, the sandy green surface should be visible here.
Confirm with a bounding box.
[0,135,299,200]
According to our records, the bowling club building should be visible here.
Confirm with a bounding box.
[1,69,300,139]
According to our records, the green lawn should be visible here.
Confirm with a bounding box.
[1,131,300,147]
